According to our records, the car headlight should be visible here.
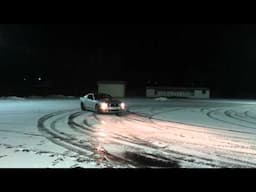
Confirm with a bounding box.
[100,102,108,110]
[120,102,125,109]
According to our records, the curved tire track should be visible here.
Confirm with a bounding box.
[38,107,256,168]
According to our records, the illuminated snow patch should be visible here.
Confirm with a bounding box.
[154,97,168,101]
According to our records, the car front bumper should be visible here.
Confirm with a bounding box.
[99,106,125,113]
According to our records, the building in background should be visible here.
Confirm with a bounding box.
[146,86,210,99]
[97,81,126,98]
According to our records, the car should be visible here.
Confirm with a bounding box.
[80,93,126,114]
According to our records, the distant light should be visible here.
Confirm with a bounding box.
[38,77,42,81]
[23,78,26,81]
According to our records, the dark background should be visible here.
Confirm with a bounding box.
[0,24,256,98]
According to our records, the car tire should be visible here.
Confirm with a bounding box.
[117,112,124,116]
[81,102,86,111]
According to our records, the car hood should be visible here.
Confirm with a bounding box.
[99,98,121,104]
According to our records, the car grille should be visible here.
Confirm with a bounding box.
[110,103,119,107]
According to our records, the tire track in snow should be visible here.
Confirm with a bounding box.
[38,110,181,167]
[38,110,139,167]
[38,110,101,164]
[92,114,254,168]
[206,108,256,135]
[125,110,256,167]
[130,110,255,142]
[38,107,256,168]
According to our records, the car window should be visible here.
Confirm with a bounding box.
[88,95,93,100]
[95,93,112,100]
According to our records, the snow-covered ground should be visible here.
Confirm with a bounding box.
[0,98,100,168]
[1,97,256,168]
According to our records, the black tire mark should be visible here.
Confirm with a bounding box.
[0,129,43,137]
[50,115,75,140]
[97,115,252,168]
[132,135,256,167]
[122,114,255,156]
[232,111,256,124]
[120,111,256,167]
[67,111,95,134]
[131,110,251,137]
[132,112,256,164]
[245,110,256,121]
[127,108,184,120]
[68,112,98,135]
[38,110,134,167]
[38,109,256,168]
[130,106,256,135]
[69,113,149,151]
[206,109,255,134]
[224,110,256,129]
[38,111,97,160]
[131,107,256,138]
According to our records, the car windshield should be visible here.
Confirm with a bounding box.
[94,93,112,100]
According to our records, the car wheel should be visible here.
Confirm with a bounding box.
[117,112,124,116]
[81,102,86,111]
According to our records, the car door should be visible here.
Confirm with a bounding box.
[81,94,91,110]
[87,94,95,110]
[90,94,98,111]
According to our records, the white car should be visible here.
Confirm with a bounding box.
[80,93,126,114]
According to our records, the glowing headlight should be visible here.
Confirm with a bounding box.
[120,102,125,109]
[100,102,108,110]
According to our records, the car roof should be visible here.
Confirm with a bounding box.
[86,93,94,96]
[85,93,112,97]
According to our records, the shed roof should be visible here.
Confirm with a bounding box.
[146,86,209,91]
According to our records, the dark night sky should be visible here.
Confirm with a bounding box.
[1,24,256,97]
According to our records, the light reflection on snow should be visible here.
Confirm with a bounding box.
[2,98,256,168]
[92,113,256,167]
